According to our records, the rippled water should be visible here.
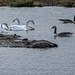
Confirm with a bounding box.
[0,6,75,75]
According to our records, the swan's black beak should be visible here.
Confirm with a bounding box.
[12,19,15,22]
[32,21,35,25]
[5,24,9,28]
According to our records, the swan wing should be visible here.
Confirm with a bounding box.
[9,25,25,31]
[9,25,34,31]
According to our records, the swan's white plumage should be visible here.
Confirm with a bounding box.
[0,24,8,30]
[9,25,28,31]
[0,20,35,31]
[0,24,8,34]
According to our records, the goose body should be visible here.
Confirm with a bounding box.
[1,20,35,31]
[51,26,73,37]
[58,19,73,23]
[58,15,75,23]
[56,32,73,37]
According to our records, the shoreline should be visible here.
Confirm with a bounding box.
[0,1,75,7]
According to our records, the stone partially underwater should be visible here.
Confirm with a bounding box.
[0,34,58,48]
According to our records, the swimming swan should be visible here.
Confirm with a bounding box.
[1,23,9,30]
[58,15,75,23]
[1,20,35,31]
[0,23,8,34]
[51,26,73,37]
[12,18,20,25]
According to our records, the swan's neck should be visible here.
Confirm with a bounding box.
[54,27,57,34]
[1,23,8,28]
[16,19,20,25]
[26,20,30,26]
[1,24,3,29]
[13,18,20,25]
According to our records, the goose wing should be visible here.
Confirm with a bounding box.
[57,32,73,37]
[58,19,72,21]
[58,19,73,23]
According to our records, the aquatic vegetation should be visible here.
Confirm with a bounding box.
[0,0,75,7]
[9,0,34,7]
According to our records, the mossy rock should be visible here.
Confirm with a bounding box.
[26,40,58,48]
[0,34,58,48]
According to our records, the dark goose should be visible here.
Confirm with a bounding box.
[51,26,73,37]
[58,15,75,23]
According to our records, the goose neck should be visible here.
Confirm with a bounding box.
[54,26,57,34]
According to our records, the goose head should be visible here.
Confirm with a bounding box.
[12,18,20,25]
[51,26,57,34]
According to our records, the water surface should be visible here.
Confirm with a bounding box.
[0,6,75,75]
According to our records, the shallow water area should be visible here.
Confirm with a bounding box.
[0,6,75,75]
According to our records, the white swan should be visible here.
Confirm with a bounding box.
[0,18,20,30]
[0,23,8,34]
[1,20,35,31]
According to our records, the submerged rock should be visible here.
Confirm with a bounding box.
[0,34,58,48]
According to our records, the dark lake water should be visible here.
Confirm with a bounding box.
[0,6,75,75]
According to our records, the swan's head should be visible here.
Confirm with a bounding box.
[1,23,9,28]
[27,20,35,25]
[1,23,12,30]
[32,20,35,25]
[30,20,35,25]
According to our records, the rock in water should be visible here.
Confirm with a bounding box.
[0,34,58,48]
[26,40,58,48]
